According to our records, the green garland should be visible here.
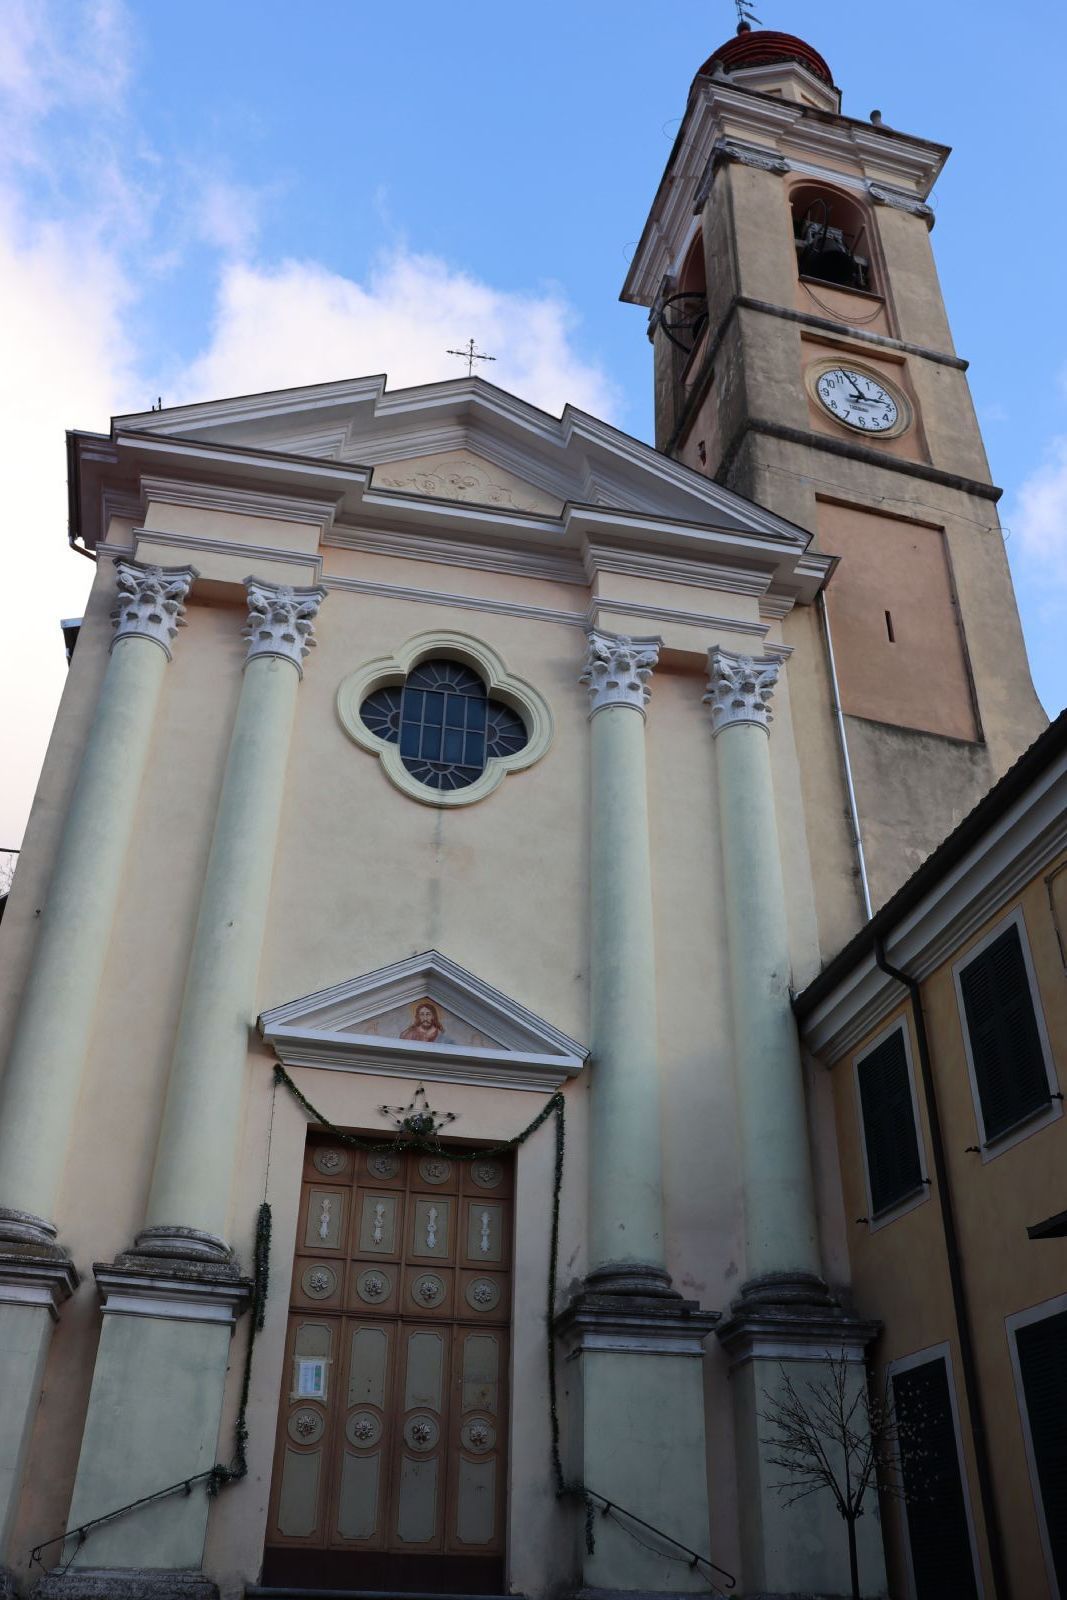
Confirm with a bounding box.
[208,1199,272,1496]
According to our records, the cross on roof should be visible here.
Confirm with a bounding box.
[446,337,496,378]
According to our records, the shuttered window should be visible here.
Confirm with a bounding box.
[856,1027,923,1215]
[958,922,1050,1141]
[892,1356,978,1600]
[1015,1309,1067,1592]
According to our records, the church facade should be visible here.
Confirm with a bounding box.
[0,26,1047,1600]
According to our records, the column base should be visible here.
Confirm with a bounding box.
[0,1214,79,1559]
[556,1276,719,1594]
[717,1275,886,1600]
[33,1569,218,1600]
[61,1247,250,1573]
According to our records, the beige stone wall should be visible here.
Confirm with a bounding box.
[0,504,849,1590]
[830,858,1067,1600]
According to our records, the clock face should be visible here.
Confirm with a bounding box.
[815,367,901,434]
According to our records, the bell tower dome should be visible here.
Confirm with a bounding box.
[623,23,1045,912]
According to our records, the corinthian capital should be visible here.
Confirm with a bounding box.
[580,630,660,718]
[110,560,198,659]
[242,578,328,675]
[704,647,782,735]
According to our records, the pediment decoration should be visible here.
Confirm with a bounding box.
[372,449,562,516]
[258,951,587,1092]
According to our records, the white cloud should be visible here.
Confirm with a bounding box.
[0,4,618,848]
[1006,436,1067,586]
[172,251,620,421]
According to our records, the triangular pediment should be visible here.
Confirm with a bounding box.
[258,951,587,1092]
[111,374,811,546]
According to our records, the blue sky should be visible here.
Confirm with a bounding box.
[2,0,1066,846]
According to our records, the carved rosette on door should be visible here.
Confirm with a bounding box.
[266,1141,512,1590]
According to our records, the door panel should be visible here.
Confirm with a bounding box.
[266,1135,511,1592]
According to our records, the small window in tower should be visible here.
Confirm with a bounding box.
[360,659,528,793]
[790,184,872,293]
[657,232,709,355]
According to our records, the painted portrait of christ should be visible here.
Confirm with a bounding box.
[400,1000,446,1043]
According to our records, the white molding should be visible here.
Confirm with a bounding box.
[259,948,587,1093]
[336,629,553,808]
[1005,1292,1067,1600]
[136,525,324,579]
[140,475,338,534]
[326,572,586,627]
[588,597,767,639]
[800,750,1067,1062]
[951,906,1062,1162]
[95,1269,245,1327]
[852,1017,930,1232]
[886,1342,985,1600]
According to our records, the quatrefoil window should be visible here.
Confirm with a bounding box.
[337,631,553,808]
[360,659,527,792]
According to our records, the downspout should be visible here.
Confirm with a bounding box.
[818,591,871,919]
[873,938,1011,1600]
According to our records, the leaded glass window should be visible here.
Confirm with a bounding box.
[360,659,528,792]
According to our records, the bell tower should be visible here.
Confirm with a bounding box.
[624,24,1045,913]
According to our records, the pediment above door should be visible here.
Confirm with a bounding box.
[258,950,587,1092]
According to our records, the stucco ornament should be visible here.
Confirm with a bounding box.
[242,578,328,674]
[110,559,197,658]
[704,647,782,735]
[580,630,661,718]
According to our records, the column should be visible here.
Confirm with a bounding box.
[0,560,196,1563]
[706,648,885,1598]
[59,580,327,1583]
[556,632,717,1596]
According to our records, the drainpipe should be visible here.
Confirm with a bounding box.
[873,938,1011,1600]
[818,592,872,920]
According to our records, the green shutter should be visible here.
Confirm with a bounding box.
[893,1358,978,1600]
[959,923,1049,1140]
[857,1029,923,1215]
[1016,1310,1067,1592]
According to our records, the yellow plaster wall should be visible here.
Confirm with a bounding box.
[830,861,1067,1600]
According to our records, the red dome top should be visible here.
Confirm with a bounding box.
[696,27,834,88]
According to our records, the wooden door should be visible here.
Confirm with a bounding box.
[264,1135,511,1593]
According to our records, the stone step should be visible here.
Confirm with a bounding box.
[247,1590,522,1600]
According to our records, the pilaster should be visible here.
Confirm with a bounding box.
[0,560,196,1563]
[61,577,325,1577]
[559,633,716,1594]
[706,648,887,1597]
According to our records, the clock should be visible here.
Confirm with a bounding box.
[813,365,908,436]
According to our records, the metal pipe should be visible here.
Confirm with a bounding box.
[819,591,872,919]
[873,938,1011,1600]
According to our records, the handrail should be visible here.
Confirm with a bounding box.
[578,1485,736,1590]
[29,1469,222,1568]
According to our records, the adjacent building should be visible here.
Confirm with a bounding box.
[798,710,1067,1600]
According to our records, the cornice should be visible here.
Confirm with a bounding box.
[800,750,1067,1063]
[139,474,338,534]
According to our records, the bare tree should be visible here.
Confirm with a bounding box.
[0,849,17,899]
[760,1350,917,1600]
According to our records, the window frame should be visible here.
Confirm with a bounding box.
[337,630,553,808]
[1006,1291,1067,1600]
[952,906,1060,1161]
[886,1342,985,1600]
[852,1016,929,1230]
